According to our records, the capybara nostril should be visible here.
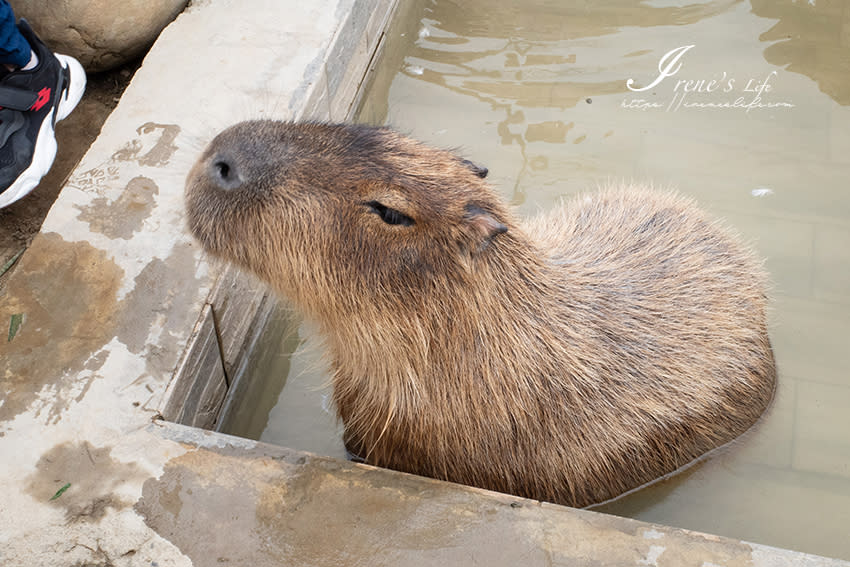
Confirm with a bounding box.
[209,155,242,190]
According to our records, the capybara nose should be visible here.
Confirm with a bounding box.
[208,154,243,190]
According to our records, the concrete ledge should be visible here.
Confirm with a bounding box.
[0,0,847,565]
[142,422,849,567]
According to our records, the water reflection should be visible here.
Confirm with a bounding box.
[752,0,850,105]
[395,0,746,109]
[397,1,749,119]
[429,0,743,40]
[361,0,751,206]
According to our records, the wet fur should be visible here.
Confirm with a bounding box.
[185,121,776,507]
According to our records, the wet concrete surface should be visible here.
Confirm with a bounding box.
[26,441,148,524]
[1,232,124,425]
[76,176,160,240]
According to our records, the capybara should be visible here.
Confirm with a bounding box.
[185,120,776,508]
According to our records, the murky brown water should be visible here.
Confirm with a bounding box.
[220,0,850,559]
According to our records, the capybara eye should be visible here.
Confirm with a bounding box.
[365,200,415,227]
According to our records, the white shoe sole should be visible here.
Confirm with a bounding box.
[55,54,86,122]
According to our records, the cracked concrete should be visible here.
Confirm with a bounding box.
[0,1,848,566]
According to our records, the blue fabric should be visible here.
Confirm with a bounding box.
[0,1,31,68]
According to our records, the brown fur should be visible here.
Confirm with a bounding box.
[185,120,776,508]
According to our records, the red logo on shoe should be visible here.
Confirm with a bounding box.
[29,87,51,112]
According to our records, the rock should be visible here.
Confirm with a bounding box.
[11,0,189,72]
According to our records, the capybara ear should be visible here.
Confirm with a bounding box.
[461,158,489,178]
[464,203,508,252]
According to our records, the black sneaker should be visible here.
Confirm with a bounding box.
[0,19,86,209]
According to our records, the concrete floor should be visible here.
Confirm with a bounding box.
[1,1,848,566]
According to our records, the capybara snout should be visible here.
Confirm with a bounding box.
[186,120,776,508]
[192,121,274,191]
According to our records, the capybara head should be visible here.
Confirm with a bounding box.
[186,121,509,319]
